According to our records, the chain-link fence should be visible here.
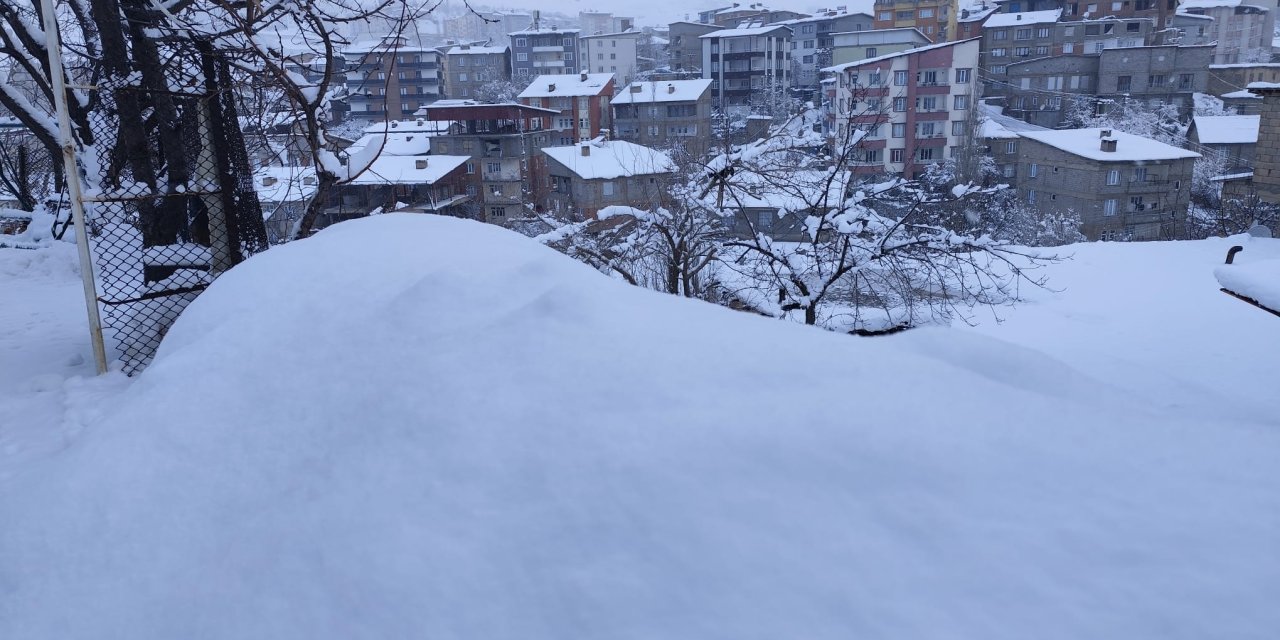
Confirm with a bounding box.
[82,43,269,375]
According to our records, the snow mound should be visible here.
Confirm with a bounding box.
[2,215,1277,639]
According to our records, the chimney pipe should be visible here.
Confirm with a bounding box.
[1100,138,1118,152]
[581,145,591,156]
[667,83,675,93]
[581,71,588,81]
[416,158,429,169]
[262,176,277,186]
[1099,129,1112,137]
[630,84,642,93]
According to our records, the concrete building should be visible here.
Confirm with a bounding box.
[997,55,1100,128]
[440,44,510,100]
[612,79,715,155]
[420,100,561,224]
[773,10,875,90]
[1169,11,1215,45]
[1188,114,1259,172]
[980,10,1156,86]
[518,73,617,145]
[830,27,931,65]
[580,31,642,87]
[345,37,444,120]
[1013,128,1198,240]
[1094,45,1212,114]
[509,27,582,79]
[956,1,1001,40]
[542,140,675,218]
[1206,62,1280,94]
[1221,87,1264,113]
[669,21,723,73]
[327,155,474,222]
[701,24,794,112]
[580,11,635,35]
[442,11,532,44]
[702,3,809,26]
[1178,0,1273,64]
[825,39,982,178]
[872,0,956,41]
[1229,83,1280,203]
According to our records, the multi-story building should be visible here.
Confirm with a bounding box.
[669,21,723,73]
[1178,0,1273,63]
[1094,45,1211,112]
[1188,113,1259,173]
[702,3,809,26]
[612,79,715,155]
[421,100,561,224]
[580,31,642,87]
[442,11,532,44]
[955,1,1000,40]
[774,9,875,90]
[518,73,616,145]
[700,24,794,112]
[872,0,956,41]
[826,38,982,178]
[1013,128,1198,240]
[830,27,931,65]
[509,27,582,79]
[580,11,635,35]
[440,44,510,100]
[542,140,675,218]
[1206,62,1280,94]
[345,37,443,121]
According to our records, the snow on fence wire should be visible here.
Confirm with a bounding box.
[81,45,269,375]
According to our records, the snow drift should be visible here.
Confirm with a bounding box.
[1,215,1276,639]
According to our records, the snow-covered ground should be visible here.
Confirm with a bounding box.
[0,216,1276,639]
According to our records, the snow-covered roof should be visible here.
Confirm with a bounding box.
[345,132,434,158]
[1247,81,1280,90]
[978,103,1050,139]
[1191,115,1259,145]
[542,140,675,180]
[699,25,792,38]
[958,0,1000,22]
[1179,0,1242,9]
[725,170,854,211]
[362,119,455,135]
[771,9,872,26]
[508,27,581,36]
[1216,256,1280,311]
[1017,128,1200,161]
[822,39,979,73]
[518,73,615,98]
[579,30,642,39]
[983,9,1063,28]
[1173,11,1215,19]
[445,45,508,55]
[1210,171,1254,181]
[253,166,318,205]
[1222,89,1263,98]
[611,79,713,104]
[1212,62,1280,68]
[346,155,470,185]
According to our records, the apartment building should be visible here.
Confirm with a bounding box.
[701,3,809,26]
[580,11,635,35]
[1207,62,1280,94]
[421,101,561,224]
[669,21,724,73]
[440,45,510,100]
[442,11,532,43]
[509,27,582,79]
[580,31,642,87]
[1188,113,1259,173]
[345,38,443,120]
[830,27,930,65]
[518,73,616,145]
[612,79,715,155]
[774,9,875,90]
[872,0,955,42]
[956,1,1000,40]
[1013,128,1198,240]
[825,38,982,178]
[700,24,794,112]
[542,140,675,218]
[1178,0,1273,64]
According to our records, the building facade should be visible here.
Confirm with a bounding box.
[580,31,642,87]
[830,27,931,66]
[872,0,956,41]
[441,45,511,100]
[775,10,875,90]
[542,140,675,218]
[518,73,616,145]
[701,24,794,111]
[668,21,723,73]
[1094,45,1212,114]
[1178,0,1273,64]
[509,27,582,79]
[345,38,443,120]
[612,79,715,155]
[1013,128,1198,240]
[827,39,982,178]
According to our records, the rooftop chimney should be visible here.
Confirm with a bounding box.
[581,71,588,81]
[1099,129,1112,138]
[549,83,556,92]
[1016,14,1022,19]
[416,158,429,169]
[261,176,277,187]
[630,84,643,93]
[581,145,591,156]
[302,175,316,185]
[1100,138,1118,152]
[667,83,675,93]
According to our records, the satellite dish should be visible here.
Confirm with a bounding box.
[1247,224,1272,238]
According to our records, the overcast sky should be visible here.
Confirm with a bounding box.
[487,0,878,29]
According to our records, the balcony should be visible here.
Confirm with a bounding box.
[532,45,565,53]
[483,170,522,181]
[533,60,566,68]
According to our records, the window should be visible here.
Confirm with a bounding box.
[486,161,501,174]
[893,97,906,111]
[1130,195,1145,210]
[1063,26,1075,36]
[1003,164,1015,177]
[1093,42,1105,53]
[598,53,604,60]
[919,8,934,18]
[489,206,505,218]
[894,70,908,85]
[458,72,468,82]
[866,47,878,57]
[1028,189,1037,204]
[1107,169,1120,185]
[1112,1,1122,9]
[465,162,475,174]
[879,11,891,20]
[1030,163,1039,177]
[610,53,617,60]
[953,95,968,110]
[602,181,614,196]
[803,55,814,63]
[1015,28,1032,40]
[952,121,966,136]
[563,38,573,47]
[565,52,574,60]
[516,52,528,61]
[918,96,938,111]
[918,121,937,137]
[1134,167,1148,182]
[1015,47,1031,57]
[991,48,1007,57]
[891,148,905,163]
[1117,75,1131,92]
[993,29,1008,40]
[1063,42,1075,53]
[919,70,938,85]
[892,123,906,137]
[802,24,815,33]
[956,68,971,83]
[515,38,527,47]
[1036,27,1051,38]
[918,147,935,161]
[466,184,476,196]
[1006,141,1017,154]
[1179,73,1194,89]
[993,65,1007,74]
[1035,46,1049,55]
[869,72,882,86]
[1086,3,1098,13]
[804,40,815,48]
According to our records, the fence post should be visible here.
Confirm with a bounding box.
[39,0,109,374]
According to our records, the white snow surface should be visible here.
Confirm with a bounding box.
[982,9,1063,27]
[612,79,713,104]
[543,140,675,179]
[1192,114,1260,144]
[1018,128,1200,162]
[518,73,615,98]
[1217,252,1280,311]
[1,217,1278,639]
